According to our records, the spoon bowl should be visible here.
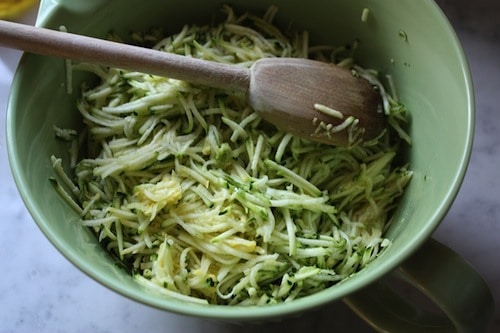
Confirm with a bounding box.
[249,57,384,146]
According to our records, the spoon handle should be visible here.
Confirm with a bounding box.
[0,19,250,91]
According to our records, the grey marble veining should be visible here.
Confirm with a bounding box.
[1,2,499,332]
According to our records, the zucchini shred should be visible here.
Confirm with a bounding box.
[51,5,412,305]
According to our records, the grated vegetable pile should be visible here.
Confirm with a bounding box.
[51,6,412,305]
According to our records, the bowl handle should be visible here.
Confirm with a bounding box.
[343,238,494,333]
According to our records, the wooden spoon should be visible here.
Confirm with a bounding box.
[0,19,384,146]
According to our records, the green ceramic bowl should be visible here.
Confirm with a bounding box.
[6,0,494,331]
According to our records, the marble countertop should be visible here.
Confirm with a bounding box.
[1,1,498,332]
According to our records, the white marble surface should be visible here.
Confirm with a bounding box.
[1,2,499,332]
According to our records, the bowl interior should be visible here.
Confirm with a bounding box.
[7,0,473,321]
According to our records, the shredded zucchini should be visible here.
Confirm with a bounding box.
[51,5,412,305]
[361,8,370,23]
